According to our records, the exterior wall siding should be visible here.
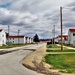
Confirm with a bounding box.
[0,30,6,45]
[6,36,32,44]
[7,38,25,44]
[68,30,75,45]
[71,33,75,44]
[6,36,33,44]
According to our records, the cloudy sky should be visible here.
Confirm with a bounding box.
[0,0,75,39]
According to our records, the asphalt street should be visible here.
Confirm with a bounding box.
[0,44,44,75]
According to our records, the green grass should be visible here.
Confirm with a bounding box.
[0,44,29,49]
[47,44,61,48]
[45,54,75,73]
[47,44,75,52]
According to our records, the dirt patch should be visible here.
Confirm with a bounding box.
[22,44,61,75]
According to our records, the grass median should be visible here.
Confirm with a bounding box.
[0,44,29,49]
[45,54,75,73]
[45,44,75,73]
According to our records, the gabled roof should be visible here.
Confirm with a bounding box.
[55,35,68,40]
[69,29,75,32]
[59,35,68,38]
[6,36,25,38]
[0,29,3,32]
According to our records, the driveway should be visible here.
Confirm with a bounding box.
[0,44,44,75]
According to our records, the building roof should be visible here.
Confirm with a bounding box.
[55,35,68,40]
[69,29,75,32]
[59,35,68,38]
[0,29,3,32]
[6,36,25,38]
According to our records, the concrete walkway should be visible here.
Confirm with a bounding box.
[56,44,75,50]
[48,52,75,54]
[0,44,44,75]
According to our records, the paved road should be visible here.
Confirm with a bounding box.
[0,44,44,75]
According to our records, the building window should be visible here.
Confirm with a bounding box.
[13,38,14,40]
[73,33,75,36]
[13,41,14,43]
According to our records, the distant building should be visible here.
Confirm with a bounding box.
[39,39,51,43]
[25,37,29,43]
[0,29,6,46]
[29,37,33,43]
[68,29,75,45]
[25,37,33,43]
[6,36,26,44]
[55,35,68,44]
[6,36,33,44]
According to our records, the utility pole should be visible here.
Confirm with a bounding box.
[60,7,63,50]
[18,30,20,44]
[54,25,55,45]
[52,29,53,47]
[8,25,10,43]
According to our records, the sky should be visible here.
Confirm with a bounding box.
[0,0,75,39]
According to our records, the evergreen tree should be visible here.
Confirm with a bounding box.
[33,34,39,42]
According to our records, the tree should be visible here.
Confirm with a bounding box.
[33,34,39,43]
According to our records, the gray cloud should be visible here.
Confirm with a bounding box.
[64,22,75,28]
[0,0,75,39]
[0,0,14,5]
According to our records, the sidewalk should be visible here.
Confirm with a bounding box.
[0,44,34,51]
[22,44,47,69]
[56,44,75,50]
[0,45,33,55]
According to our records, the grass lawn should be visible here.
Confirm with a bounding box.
[46,44,74,52]
[47,44,61,48]
[0,44,29,49]
[45,44,75,73]
[45,54,75,73]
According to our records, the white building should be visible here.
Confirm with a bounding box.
[25,37,29,43]
[55,35,68,44]
[6,36,27,44]
[6,36,33,44]
[29,37,33,43]
[26,37,33,43]
[68,29,75,45]
[29,37,32,43]
[0,29,6,46]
